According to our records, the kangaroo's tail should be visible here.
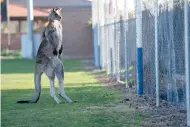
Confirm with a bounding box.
[16,100,31,103]
[17,71,42,104]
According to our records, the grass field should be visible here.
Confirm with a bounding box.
[1,59,144,127]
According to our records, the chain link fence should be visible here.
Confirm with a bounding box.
[92,0,190,125]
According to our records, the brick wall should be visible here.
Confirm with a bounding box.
[61,7,92,58]
[1,20,46,51]
[1,33,22,50]
[1,7,92,59]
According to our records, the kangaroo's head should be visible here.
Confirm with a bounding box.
[48,8,62,22]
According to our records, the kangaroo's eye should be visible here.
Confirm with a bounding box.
[55,13,58,16]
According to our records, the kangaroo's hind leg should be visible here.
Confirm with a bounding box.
[45,61,62,104]
[55,60,72,102]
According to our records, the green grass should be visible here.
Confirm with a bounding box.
[1,49,21,58]
[1,59,144,127]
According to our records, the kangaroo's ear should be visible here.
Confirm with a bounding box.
[53,8,62,12]
[52,8,56,12]
[57,8,62,11]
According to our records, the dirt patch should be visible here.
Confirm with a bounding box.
[82,59,187,127]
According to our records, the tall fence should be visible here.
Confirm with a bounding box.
[92,0,190,126]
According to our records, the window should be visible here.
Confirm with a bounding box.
[20,21,27,33]
[1,21,19,34]
[20,20,45,33]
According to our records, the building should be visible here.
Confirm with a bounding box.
[1,0,92,59]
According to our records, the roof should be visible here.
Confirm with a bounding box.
[8,3,50,17]
[7,0,92,18]
[9,0,91,8]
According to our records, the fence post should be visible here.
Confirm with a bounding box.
[136,0,143,95]
[115,1,120,82]
[100,0,106,69]
[105,0,110,75]
[6,0,11,50]
[112,0,117,78]
[110,21,114,78]
[92,0,96,65]
[97,0,101,69]
[154,0,160,107]
[124,0,129,88]
[109,0,114,78]
[184,0,190,126]
[26,0,34,58]
[93,0,98,67]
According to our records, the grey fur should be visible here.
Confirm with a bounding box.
[17,8,72,104]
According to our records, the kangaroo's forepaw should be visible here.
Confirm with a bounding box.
[53,49,58,56]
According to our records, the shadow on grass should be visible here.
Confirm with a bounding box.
[1,58,86,74]
[1,86,120,107]
[1,86,144,127]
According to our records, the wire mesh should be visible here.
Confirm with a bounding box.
[142,0,156,98]
[140,0,188,107]
[126,18,137,87]
[92,0,190,125]
[119,18,126,82]
[157,0,186,107]
[114,20,121,82]
[92,0,189,109]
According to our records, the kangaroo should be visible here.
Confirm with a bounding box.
[42,8,63,57]
[17,8,72,104]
